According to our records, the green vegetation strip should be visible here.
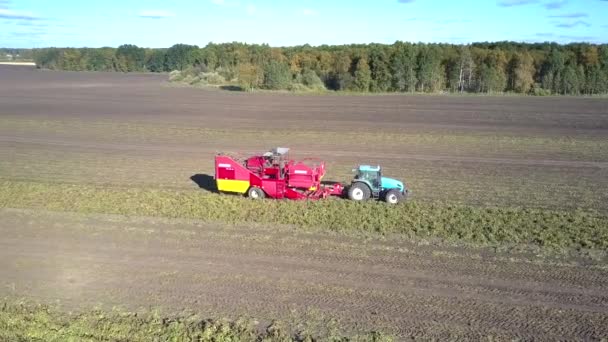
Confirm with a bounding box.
[1,180,607,250]
[0,302,391,342]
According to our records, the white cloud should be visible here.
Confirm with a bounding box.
[548,12,588,18]
[498,0,538,6]
[246,4,256,15]
[138,10,175,18]
[544,0,567,9]
[211,0,225,5]
[302,8,317,16]
[0,8,38,20]
[555,20,590,28]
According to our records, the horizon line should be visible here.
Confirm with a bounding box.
[2,39,605,50]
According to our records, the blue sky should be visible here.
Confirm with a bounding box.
[1,0,607,48]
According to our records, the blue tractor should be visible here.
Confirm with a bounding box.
[347,165,409,204]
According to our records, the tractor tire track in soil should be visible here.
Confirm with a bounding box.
[2,135,606,169]
[2,65,608,340]
[1,208,607,340]
[2,65,607,211]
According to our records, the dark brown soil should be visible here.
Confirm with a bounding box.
[2,65,607,135]
[1,65,607,210]
[1,65,608,339]
[1,208,607,340]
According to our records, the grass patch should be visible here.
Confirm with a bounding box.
[1,144,606,212]
[1,180,607,251]
[0,301,391,341]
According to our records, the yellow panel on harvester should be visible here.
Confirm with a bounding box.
[216,179,250,194]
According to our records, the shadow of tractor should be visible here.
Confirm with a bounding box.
[190,174,218,193]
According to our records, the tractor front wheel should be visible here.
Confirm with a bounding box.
[348,183,371,201]
[247,187,266,200]
[384,189,403,204]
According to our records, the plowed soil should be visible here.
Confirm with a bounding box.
[1,65,608,339]
[1,65,607,210]
[1,208,608,340]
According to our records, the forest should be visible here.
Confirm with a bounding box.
[30,42,608,95]
[0,48,34,61]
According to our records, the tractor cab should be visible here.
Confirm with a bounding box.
[354,165,382,190]
[348,165,408,204]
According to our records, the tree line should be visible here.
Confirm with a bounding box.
[31,42,608,95]
[0,48,34,61]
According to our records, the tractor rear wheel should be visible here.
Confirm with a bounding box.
[348,183,371,201]
[247,187,265,199]
[384,189,403,204]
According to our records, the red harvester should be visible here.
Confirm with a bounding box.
[215,147,344,200]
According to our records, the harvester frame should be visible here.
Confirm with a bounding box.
[215,148,344,200]
[214,148,409,204]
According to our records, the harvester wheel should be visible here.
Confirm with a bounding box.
[248,187,265,199]
[384,189,403,204]
[348,183,371,201]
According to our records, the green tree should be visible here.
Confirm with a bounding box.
[23,42,608,95]
[444,45,472,93]
[458,46,475,92]
[561,64,581,94]
[391,42,417,92]
[89,48,116,71]
[477,50,507,93]
[60,49,84,71]
[446,55,461,92]
[600,45,608,70]
[368,45,392,91]
[316,50,333,81]
[263,60,292,89]
[33,48,61,69]
[329,51,353,90]
[479,64,507,93]
[416,45,443,92]
[301,69,325,90]
[164,44,199,71]
[540,48,565,94]
[352,57,372,91]
[584,65,607,94]
[145,49,166,72]
[115,44,145,72]
[576,64,586,94]
[201,44,219,70]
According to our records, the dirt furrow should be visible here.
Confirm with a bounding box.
[1,135,606,168]
[1,208,607,339]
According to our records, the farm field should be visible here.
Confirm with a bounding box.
[2,208,608,340]
[1,65,608,339]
